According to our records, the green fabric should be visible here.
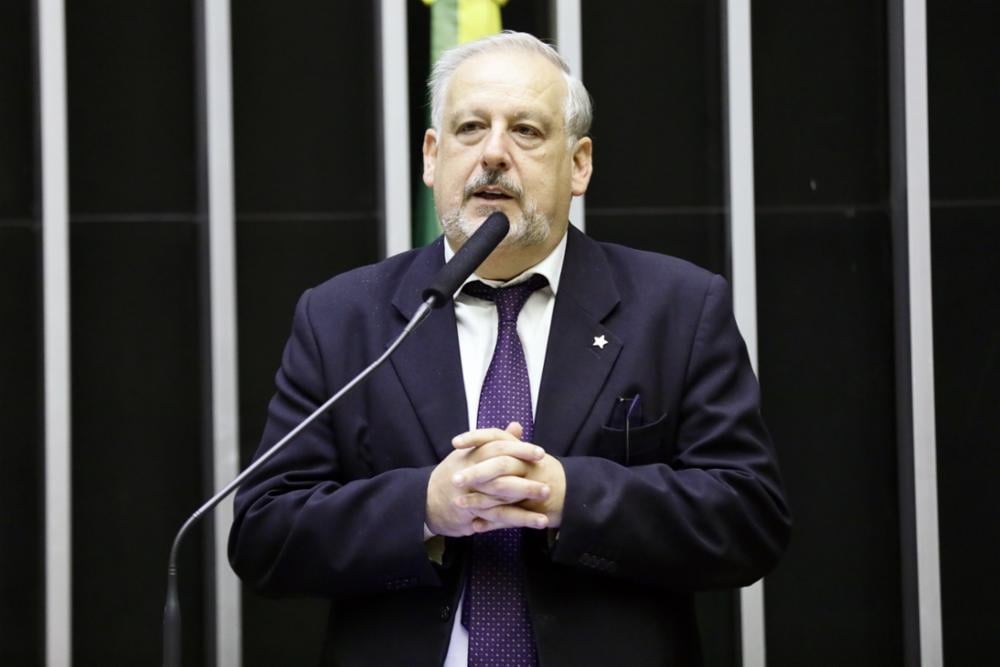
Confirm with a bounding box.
[431,0,459,64]
[413,0,459,248]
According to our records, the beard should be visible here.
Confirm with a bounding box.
[438,170,551,249]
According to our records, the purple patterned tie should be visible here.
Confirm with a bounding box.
[462,274,547,667]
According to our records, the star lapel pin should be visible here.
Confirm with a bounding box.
[592,334,608,350]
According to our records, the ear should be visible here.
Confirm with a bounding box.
[422,129,439,188]
[570,136,593,196]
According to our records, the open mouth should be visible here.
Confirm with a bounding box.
[471,188,514,202]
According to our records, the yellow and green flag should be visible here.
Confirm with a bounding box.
[414,0,507,247]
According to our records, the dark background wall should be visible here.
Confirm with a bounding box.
[65,2,206,664]
[0,2,43,665]
[753,3,902,665]
[231,3,380,664]
[927,0,1000,663]
[2,1,996,665]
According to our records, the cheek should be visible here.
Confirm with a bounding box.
[433,163,457,191]
[527,172,556,201]
[433,173,465,209]
[438,150,468,177]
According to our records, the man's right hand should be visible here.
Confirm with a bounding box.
[425,424,551,537]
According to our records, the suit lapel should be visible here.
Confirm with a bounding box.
[389,239,469,461]
[534,227,622,457]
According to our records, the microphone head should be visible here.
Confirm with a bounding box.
[421,212,510,307]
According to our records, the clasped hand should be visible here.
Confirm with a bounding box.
[425,422,565,537]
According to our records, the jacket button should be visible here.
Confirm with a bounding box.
[440,604,452,620]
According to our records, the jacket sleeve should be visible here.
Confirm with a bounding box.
[228,289,441,598]
[551,274,791,590]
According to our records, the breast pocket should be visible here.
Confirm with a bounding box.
[596,412,669,466]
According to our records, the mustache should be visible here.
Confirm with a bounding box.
[462,170,523,201]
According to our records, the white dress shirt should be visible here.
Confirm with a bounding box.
[440,230,567,666]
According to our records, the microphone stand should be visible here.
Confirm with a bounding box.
[162,297,436,667]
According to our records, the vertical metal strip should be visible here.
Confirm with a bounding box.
[890,0,942,662]
[379,0,412,256]
[902,0,943,664]
[201,1,243,664]
[552,0,586,232]
[37,0,72,664]
[723,1,766,665]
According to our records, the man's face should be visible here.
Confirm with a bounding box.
[422,50,592,252]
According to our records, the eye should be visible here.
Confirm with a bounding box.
[513,124,542,139]
[457,121,484,134]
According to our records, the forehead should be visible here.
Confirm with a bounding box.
[443,50,567,122]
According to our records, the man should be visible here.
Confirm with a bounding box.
[230,31,790,666]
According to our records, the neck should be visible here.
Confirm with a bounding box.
[474,245,551,281]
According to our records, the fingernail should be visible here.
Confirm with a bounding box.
[452,473,464,486]
[534,516,548,529]
[534,446,545,458]
[452,435,464,446]
[539,485,550,498]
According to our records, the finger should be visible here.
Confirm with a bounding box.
[452,455,529,488]
[505,422,524,439]
[475,438,545,463]
[453,492,508,511]
[452,427,520,449]
[455,478,550,507]
[471,517,506,533]
[467,476,551,503]
[470,505,549,531]
[449,442,544,485]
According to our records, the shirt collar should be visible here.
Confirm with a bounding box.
[443,227,567,296]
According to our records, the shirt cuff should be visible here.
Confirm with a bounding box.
[423,525,445,565]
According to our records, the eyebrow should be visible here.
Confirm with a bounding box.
[512,110,551,127]
[447,108,554,130]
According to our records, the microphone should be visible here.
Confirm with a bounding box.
[162,213,509,666]
[422,211,509,306]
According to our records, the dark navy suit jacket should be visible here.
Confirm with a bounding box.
[229,226,791,666]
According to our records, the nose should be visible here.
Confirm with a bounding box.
[480,127,511,171]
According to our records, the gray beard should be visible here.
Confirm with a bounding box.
[439,201,550,250]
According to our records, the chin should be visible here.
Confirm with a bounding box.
[443,204,550,249]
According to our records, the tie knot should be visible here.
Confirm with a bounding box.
[463,273,548,322]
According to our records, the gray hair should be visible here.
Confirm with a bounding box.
[428,31,593,143]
